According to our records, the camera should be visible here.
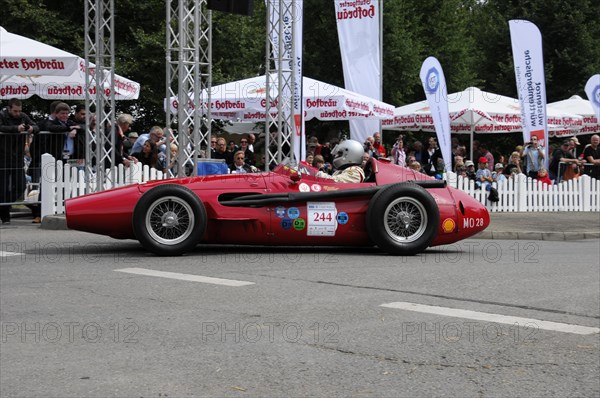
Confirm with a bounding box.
[22,124,30,132]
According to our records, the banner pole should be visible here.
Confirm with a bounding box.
[379,0,383,136]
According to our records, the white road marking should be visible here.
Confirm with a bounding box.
[115,268,255,287]
[380,302,600,335]
[0,251,21,258]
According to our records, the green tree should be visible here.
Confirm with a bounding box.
[2,0,597,137]
[472,0,600,101]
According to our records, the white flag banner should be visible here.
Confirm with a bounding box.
[335,0,381,144]
[267,0,304,161]
[585,74,600,123]
[509,19,549,164]
[419,57,451,172]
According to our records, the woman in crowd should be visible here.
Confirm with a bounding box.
[131,140,166,172]
[504,151,523,176]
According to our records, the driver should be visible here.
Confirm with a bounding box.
[315,139,365,183]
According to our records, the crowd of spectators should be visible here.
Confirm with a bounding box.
[2,97,600,223]
[302,130,600,189]
[344,131,600,187]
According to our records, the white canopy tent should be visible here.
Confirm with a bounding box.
[383,87,582,134]
[382,87,584,158]
[167,73,395,122]
[0,59,140,100]
[548,95,599,136]
[0,26,139,100]
[0,26,79,78]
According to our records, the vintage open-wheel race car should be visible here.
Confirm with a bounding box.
[65,157,490,256]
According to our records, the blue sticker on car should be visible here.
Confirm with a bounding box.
[275,206,286,218]
[287,207,300,219]
[337,212,349,225]
[281,218,292,230]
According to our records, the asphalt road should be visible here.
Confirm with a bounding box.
[1,224,599,397]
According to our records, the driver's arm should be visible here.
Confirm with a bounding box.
[317,167,364,183]
[315,170,334,180]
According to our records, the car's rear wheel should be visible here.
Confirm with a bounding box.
[366,183,439,255]
[133,184,206,256]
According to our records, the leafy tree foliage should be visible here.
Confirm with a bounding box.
[1,0,597,136]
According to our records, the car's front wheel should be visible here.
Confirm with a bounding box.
[132,184,206,256]
[366,183,439,255]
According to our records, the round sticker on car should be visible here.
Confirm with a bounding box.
[275,206,286,218]
[442,218,456,233]
[337,212,349,225]
[293,218,306,231]
[281,218,292,230]
[287,207,300,219]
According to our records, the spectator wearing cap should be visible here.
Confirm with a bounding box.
[124,132,139,155]
[478,143,494,172]
[493,163,507,184]
[522,134,544,178]
[568,136,583,159]
[465,160,476,180]
[549,139,584,182]
[475,157,493,190]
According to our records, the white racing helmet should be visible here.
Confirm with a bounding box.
[331,139,364,169]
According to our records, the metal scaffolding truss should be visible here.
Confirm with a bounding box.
[84,0,116,191]
[166,0,212,177]
[84,0,291,183]
[265,0,297,166]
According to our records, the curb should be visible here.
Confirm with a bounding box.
[41,215,69,230]
[474,230,599,241]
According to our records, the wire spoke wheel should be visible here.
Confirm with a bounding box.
[133,184,206,256]
[146,196,195,245]
[366,183,439,255]
[384,197,427,243]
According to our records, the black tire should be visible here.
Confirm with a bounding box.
[366,183,439,255]
[132,184,206,256]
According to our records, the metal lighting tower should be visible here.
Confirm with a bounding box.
[84,0,116,191]
[166,0,212,177]
[265,0,296,166]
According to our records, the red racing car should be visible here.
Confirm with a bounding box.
[65,158,490,256]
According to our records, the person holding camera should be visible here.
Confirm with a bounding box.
[391,135,406,166]
[0,98,39,224]
[363,136,378,159]
[522,135,544,179]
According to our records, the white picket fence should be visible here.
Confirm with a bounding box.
[40,153,168,217]
[445,171,600,212]
[39,154,600,217]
